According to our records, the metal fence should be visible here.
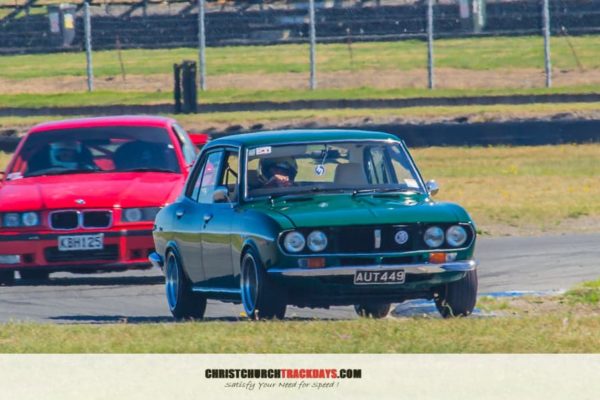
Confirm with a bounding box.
[1,0,599,93]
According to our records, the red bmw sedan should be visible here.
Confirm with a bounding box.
[0,116,198,284]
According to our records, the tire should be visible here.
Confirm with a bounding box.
[19,270,50,281]
[434,269,478,318]
[165,251,206,320]
[240,249,286,320]
[0,270,15,286]
[354,303,392,319]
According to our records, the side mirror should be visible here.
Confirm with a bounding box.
[426,180,439,197]
[212,187,230,203]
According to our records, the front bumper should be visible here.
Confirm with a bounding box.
[267,260,477,277]
[0,229,155,272]
[268,259,478,307]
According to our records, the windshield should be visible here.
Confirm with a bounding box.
[245,141,424,199]
[7,126,180,179]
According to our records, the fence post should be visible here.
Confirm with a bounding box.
[84,2,94,92]
[308,0,317,90]
[427,0,434,89]
[197,0,207,91]
[542,0,552,88]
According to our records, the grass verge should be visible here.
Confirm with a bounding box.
[2,36,600,80]
[1,86,599,108]
[0,301,599,353]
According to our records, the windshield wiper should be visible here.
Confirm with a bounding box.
[25,169,99,178]
[352,187,421,196]
[268,187,349,202]
[120,167,177,173]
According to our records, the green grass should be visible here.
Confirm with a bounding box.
[0,314,599,353]
[1,102,599,131]
[1,36,599,80]
[566,279,600,305]
[1,85,599,108]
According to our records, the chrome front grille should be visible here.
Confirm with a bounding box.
[49,210,113,230]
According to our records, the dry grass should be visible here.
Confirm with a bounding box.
[0,152,11,171]
[411,144,600,235]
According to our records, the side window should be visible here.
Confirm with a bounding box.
[196,151,223,204]
[365,147,390,184]
[185,155,206,199]
[172,124,198,165]
[217,150,239,202]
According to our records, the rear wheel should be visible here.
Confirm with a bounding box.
[0,270,15,286]
[434,269,478,318]
[19,270,50,281]
[165,251,206,320]
[240,249,286,320]
[354,303,392,319]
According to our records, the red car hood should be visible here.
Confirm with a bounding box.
[0,172,185,211]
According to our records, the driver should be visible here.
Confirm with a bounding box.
[259,157,298,188]
[48,141,94,170]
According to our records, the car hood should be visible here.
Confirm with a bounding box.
[0,172,185,211]
[249,194,470,228]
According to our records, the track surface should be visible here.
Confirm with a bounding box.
[0,234,598,324]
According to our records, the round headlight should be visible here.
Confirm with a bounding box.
[123,208,143,222]
[424,226,444,248]
[22,212,39,227]
[283,231,305,253]
[446,225,468,247]
[3,213,20,227]
[307,230,328,252]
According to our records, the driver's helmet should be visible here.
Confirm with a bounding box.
[259,156,298,181]
[49,141,82,169]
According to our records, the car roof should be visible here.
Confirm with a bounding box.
[28,115,176,134]
[206,129,399,148]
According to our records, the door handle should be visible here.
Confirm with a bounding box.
[203,213,213,223]
[175,209,185,218]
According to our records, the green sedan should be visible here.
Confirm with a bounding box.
[150,130,478,320]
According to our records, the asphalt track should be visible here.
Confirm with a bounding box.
[0,233,597,324]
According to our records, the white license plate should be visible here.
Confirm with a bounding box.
[58,234,104,251]
[354,269,405,285]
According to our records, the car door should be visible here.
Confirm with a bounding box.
[174,149,224,284]
[199,148,239,289]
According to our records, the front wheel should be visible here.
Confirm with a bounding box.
[240,249,286,320]
[354,303,392,319]
[434,269,478,318]
[165,251,206,320]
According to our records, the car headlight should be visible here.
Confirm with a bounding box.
[446,225,468,247]
[283,231,306,253]
[3,213,21,227]
[424,226,444,248]
[123,208,143,222]
[307,230,328,252]
[22,212,39,227]
[122,207,161,222]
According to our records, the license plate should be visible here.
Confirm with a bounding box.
[58,234,104,251]
[354,269,405,285]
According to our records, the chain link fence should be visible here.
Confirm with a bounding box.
[1,0,599,93]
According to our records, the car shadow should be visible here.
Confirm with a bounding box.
[49,315,348,324]
[13,275,164,287]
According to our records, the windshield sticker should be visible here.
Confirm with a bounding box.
[314,164,326,176]
[255,146,272,156]
[404,179,418,188]
[7,172,22,180]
